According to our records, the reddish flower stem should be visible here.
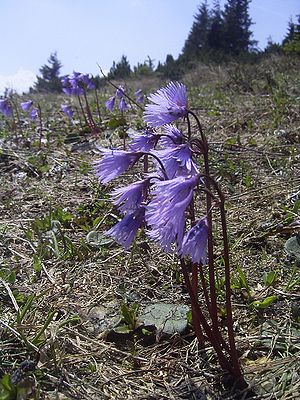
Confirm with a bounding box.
[180,259,234,374]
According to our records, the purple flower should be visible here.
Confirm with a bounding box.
[146,175,198,251]
[179,218,208,264]
[79,73,95,90]
[62,71,94,96]
[119,98,129,111]
[20,100,33,112]
[135,89,144,103]
[62,72,84,96]
[154,144,198,179]
[105,206,145,249]
[29,107,39,120]
[160,124,184,148]
[105,96,115,112]
[115,85,125,98]
[144,81,188,127]
[0,99,13,117]
[93,147,142,184]
[110,179,150,214]
[128,129,159,152]
[61,104,74,119]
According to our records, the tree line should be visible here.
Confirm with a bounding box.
[33,0,300,92]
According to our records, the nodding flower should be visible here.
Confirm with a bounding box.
[0,98,13,117]
[144,81,188,127]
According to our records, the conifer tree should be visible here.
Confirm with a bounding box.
[34,52,62,93]
[108,55,131,79]
[283,15,300,54]
[208,0,224,50]
[222,0,255,54]
[282,18,296,45]
[181,1,211,60]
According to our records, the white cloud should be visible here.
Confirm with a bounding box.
[0,69,36,95]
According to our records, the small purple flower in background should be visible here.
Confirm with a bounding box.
[29,107,39,120]
[62,72,84,96]
[94,147,142,184]
[144,81,188,127]
[20,100,33,112]
[119,98,129,111]
[135,89,144,103]
[79,73,95,90]
[115,85,125,98]
[128,129,159,152]
[0,99,13,117]
[105,86,131,113]
[105,206,145,249]
[61,104,74,119]
[62,71,95,96]
[110,179,150,214]
[160,124,184,148]
[179,218,208,264]
[105,96,115,112]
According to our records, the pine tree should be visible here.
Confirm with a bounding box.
[108,55,131,79]
[222,0,255,55]
[34,52,62,93]
[181,1,211,60]
[207,0,224,50]
[156,54,182,80]
[282,18,296,45]
[283,15,300,54]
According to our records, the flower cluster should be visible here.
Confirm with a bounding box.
[20,100,39,120]
[0,98,13,117]
[105,85,129,112]
[62,72,95,96]
[94,82,208,264]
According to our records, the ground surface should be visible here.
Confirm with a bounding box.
[1,54,300,399]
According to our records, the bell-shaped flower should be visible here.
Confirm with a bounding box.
[29,107,39,120]
[146,175,198,251]
[0,99,13,117]
[79,73,95,90]
[160,124,184,148]
[105,96,115,112]
[135,89,144,103]
[93,147,142,184]
[110,179,151,214]
[119,98,129,111]
[61,104,74,119]
[144,81,188,127]
[179,218,208,265]
[115,85,125,98]
[105,206,145,249]
[153,144,198,179]
[128,129,159,152]
[20,100,33,112]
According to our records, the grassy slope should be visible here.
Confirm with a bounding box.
[0,54,300,399]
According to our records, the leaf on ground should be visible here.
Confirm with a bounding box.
[86,231,114,248]
[141,303,189,335]
[284,235,300,259]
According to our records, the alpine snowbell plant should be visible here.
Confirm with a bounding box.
[105,84,130,112]
[20,100,43,148]
[0,98,13,118]
[62,72,100,134]
[94,81,248,389]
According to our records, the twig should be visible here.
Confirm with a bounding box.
[0,277,19,312]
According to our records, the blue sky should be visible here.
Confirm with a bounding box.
[1,0,299,93]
